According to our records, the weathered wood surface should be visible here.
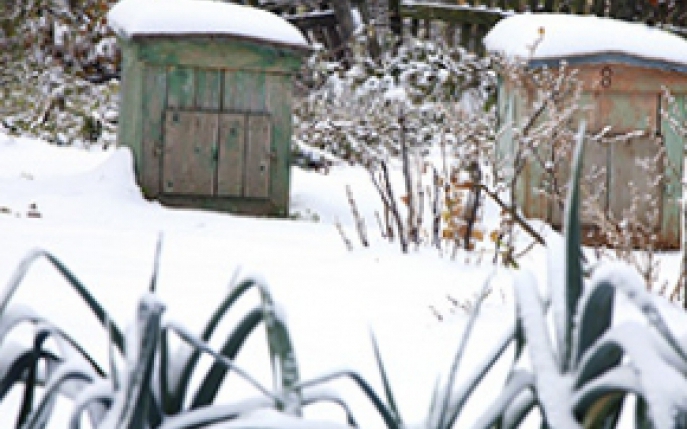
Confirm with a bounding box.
[499,62,687,248]
[118,35,302,216]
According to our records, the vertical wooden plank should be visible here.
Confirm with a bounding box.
[608,136,662,231]
[163,111,217,195]
[265,73,292,214]
[167,65,195,109]
[217,113,246,197]
[141,65,167,197]
[244,114,272,199]
[224,70,266,112]
[388,0,402,37]
[117,41,145,188]
[660,94,686,247]
[195,68,222,111]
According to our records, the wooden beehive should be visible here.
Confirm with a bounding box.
[487,14,687,248]
[108,0,310,216]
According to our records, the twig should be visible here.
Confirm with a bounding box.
[480,185,546,247]
[335,219,353,251]
[346,185,368,247]
[369,162,407,253]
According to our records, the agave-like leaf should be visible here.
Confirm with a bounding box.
[68,379,114,429]
[19,361,100,429]
[370,332,402,427]
[100,294,165,429]
[302,389,359,427]
[442,324,517,429]
[167,277,302,416]
[573,341,623,391]
[572,366,640,420]
[190,307,264,409]
[471,369,535,429]
[0,249,125,353]
[0,341,60,401]
[149,233,164,294]
[562,122,586,372]
[574,323,687,427]
[595,264,687,364]
[501,387,537,429]
[580,392,624,429]
[634,398,650,429]
[512,270,579,429]
[571,280,616,369]
[296,369,399,429]
[165,322,281,405]
[437,273,494,428]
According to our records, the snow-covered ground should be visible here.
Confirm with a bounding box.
[0,132,684,427]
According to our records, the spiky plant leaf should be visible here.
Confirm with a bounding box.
[501,388,537,429]
[191,308,263,409]
[572,366,639,421]
[100,295,165,429]
[165,322,281,405]
[471,369,535,429]
[437,273,495,428]
[20,365,98,429]
[297,370,399,429]
[512,270,578,429]
[562,122,586,372]
[572,280,616,369]
[443,325,516,429]
[0,249,125,353]
[370,332,402,427]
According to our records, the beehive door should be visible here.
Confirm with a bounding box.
[608,136,662,229]
[595,92,662,230]
[217,113,246,197]
[244,114,272,199]
[163,111,218,195]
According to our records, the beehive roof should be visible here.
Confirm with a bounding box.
[484,13,687,72]
[108,0,309,51]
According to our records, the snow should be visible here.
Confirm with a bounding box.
[107,0,309,49]
[0,131,686,427]
[484,13,687,67]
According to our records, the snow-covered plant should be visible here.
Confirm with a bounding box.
[0,247,316,429]
[1,0,119,147]
[426,125,687,428]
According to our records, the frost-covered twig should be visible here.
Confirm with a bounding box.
[346,185,369,247]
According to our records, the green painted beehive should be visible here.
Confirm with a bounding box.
[486,14,687,248]
[108,0,310,216]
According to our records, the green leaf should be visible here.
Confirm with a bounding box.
[297,370,400,429]
[562,122,586,372]
[191,308,263,409]
[439,273,495,428]
[0,249,125,354]
[572,366,638,425]
[107,296,165,429]
[443,325,517,429]
[370,333,402,427]
[572,280,616,368]
[471,369,535,429]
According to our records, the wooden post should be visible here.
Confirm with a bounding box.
[388,0,402,37]
[331,0,357,43]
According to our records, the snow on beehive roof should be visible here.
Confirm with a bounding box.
[484,13,687,69]
[108,0,309,50]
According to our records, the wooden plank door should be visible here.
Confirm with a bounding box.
[217,113,246,197]
[163,111,218,195]
[244,115,272,199]
[596,92,661,230]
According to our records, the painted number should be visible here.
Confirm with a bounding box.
[600,66,612,88]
